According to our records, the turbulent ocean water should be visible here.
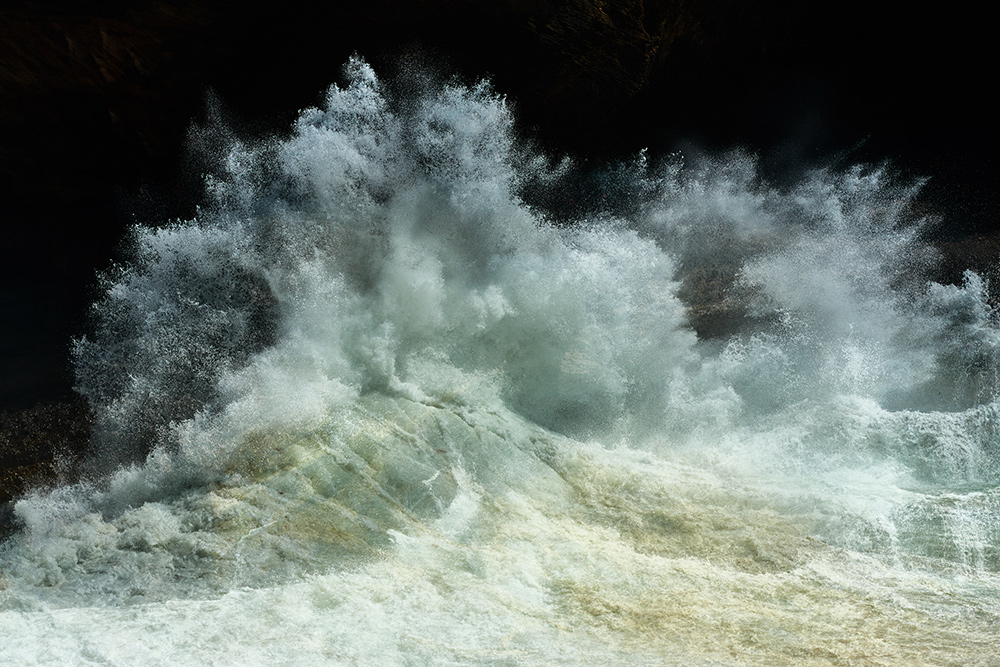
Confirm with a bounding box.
[2,58,999,665]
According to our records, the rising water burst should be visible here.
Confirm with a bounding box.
[2,57,999,665]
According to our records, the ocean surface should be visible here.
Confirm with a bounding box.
[2,57,998,665]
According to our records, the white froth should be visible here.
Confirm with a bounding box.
[3,56,1000,664]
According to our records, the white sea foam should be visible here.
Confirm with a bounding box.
[2,56,999,664]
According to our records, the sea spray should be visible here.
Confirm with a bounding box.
[2,56,1000,664]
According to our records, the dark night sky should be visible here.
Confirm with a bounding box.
[1,2,996,410]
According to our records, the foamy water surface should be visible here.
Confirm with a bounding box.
[2,57,999,665]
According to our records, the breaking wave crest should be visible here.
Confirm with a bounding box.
[3,57,1000,665]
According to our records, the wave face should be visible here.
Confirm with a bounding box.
[3,57,1000,664]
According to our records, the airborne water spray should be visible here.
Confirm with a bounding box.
[2,56,1000,665]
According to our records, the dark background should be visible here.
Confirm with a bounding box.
[1,0,996,411]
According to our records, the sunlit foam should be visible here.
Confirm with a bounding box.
[2,56,999,665]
